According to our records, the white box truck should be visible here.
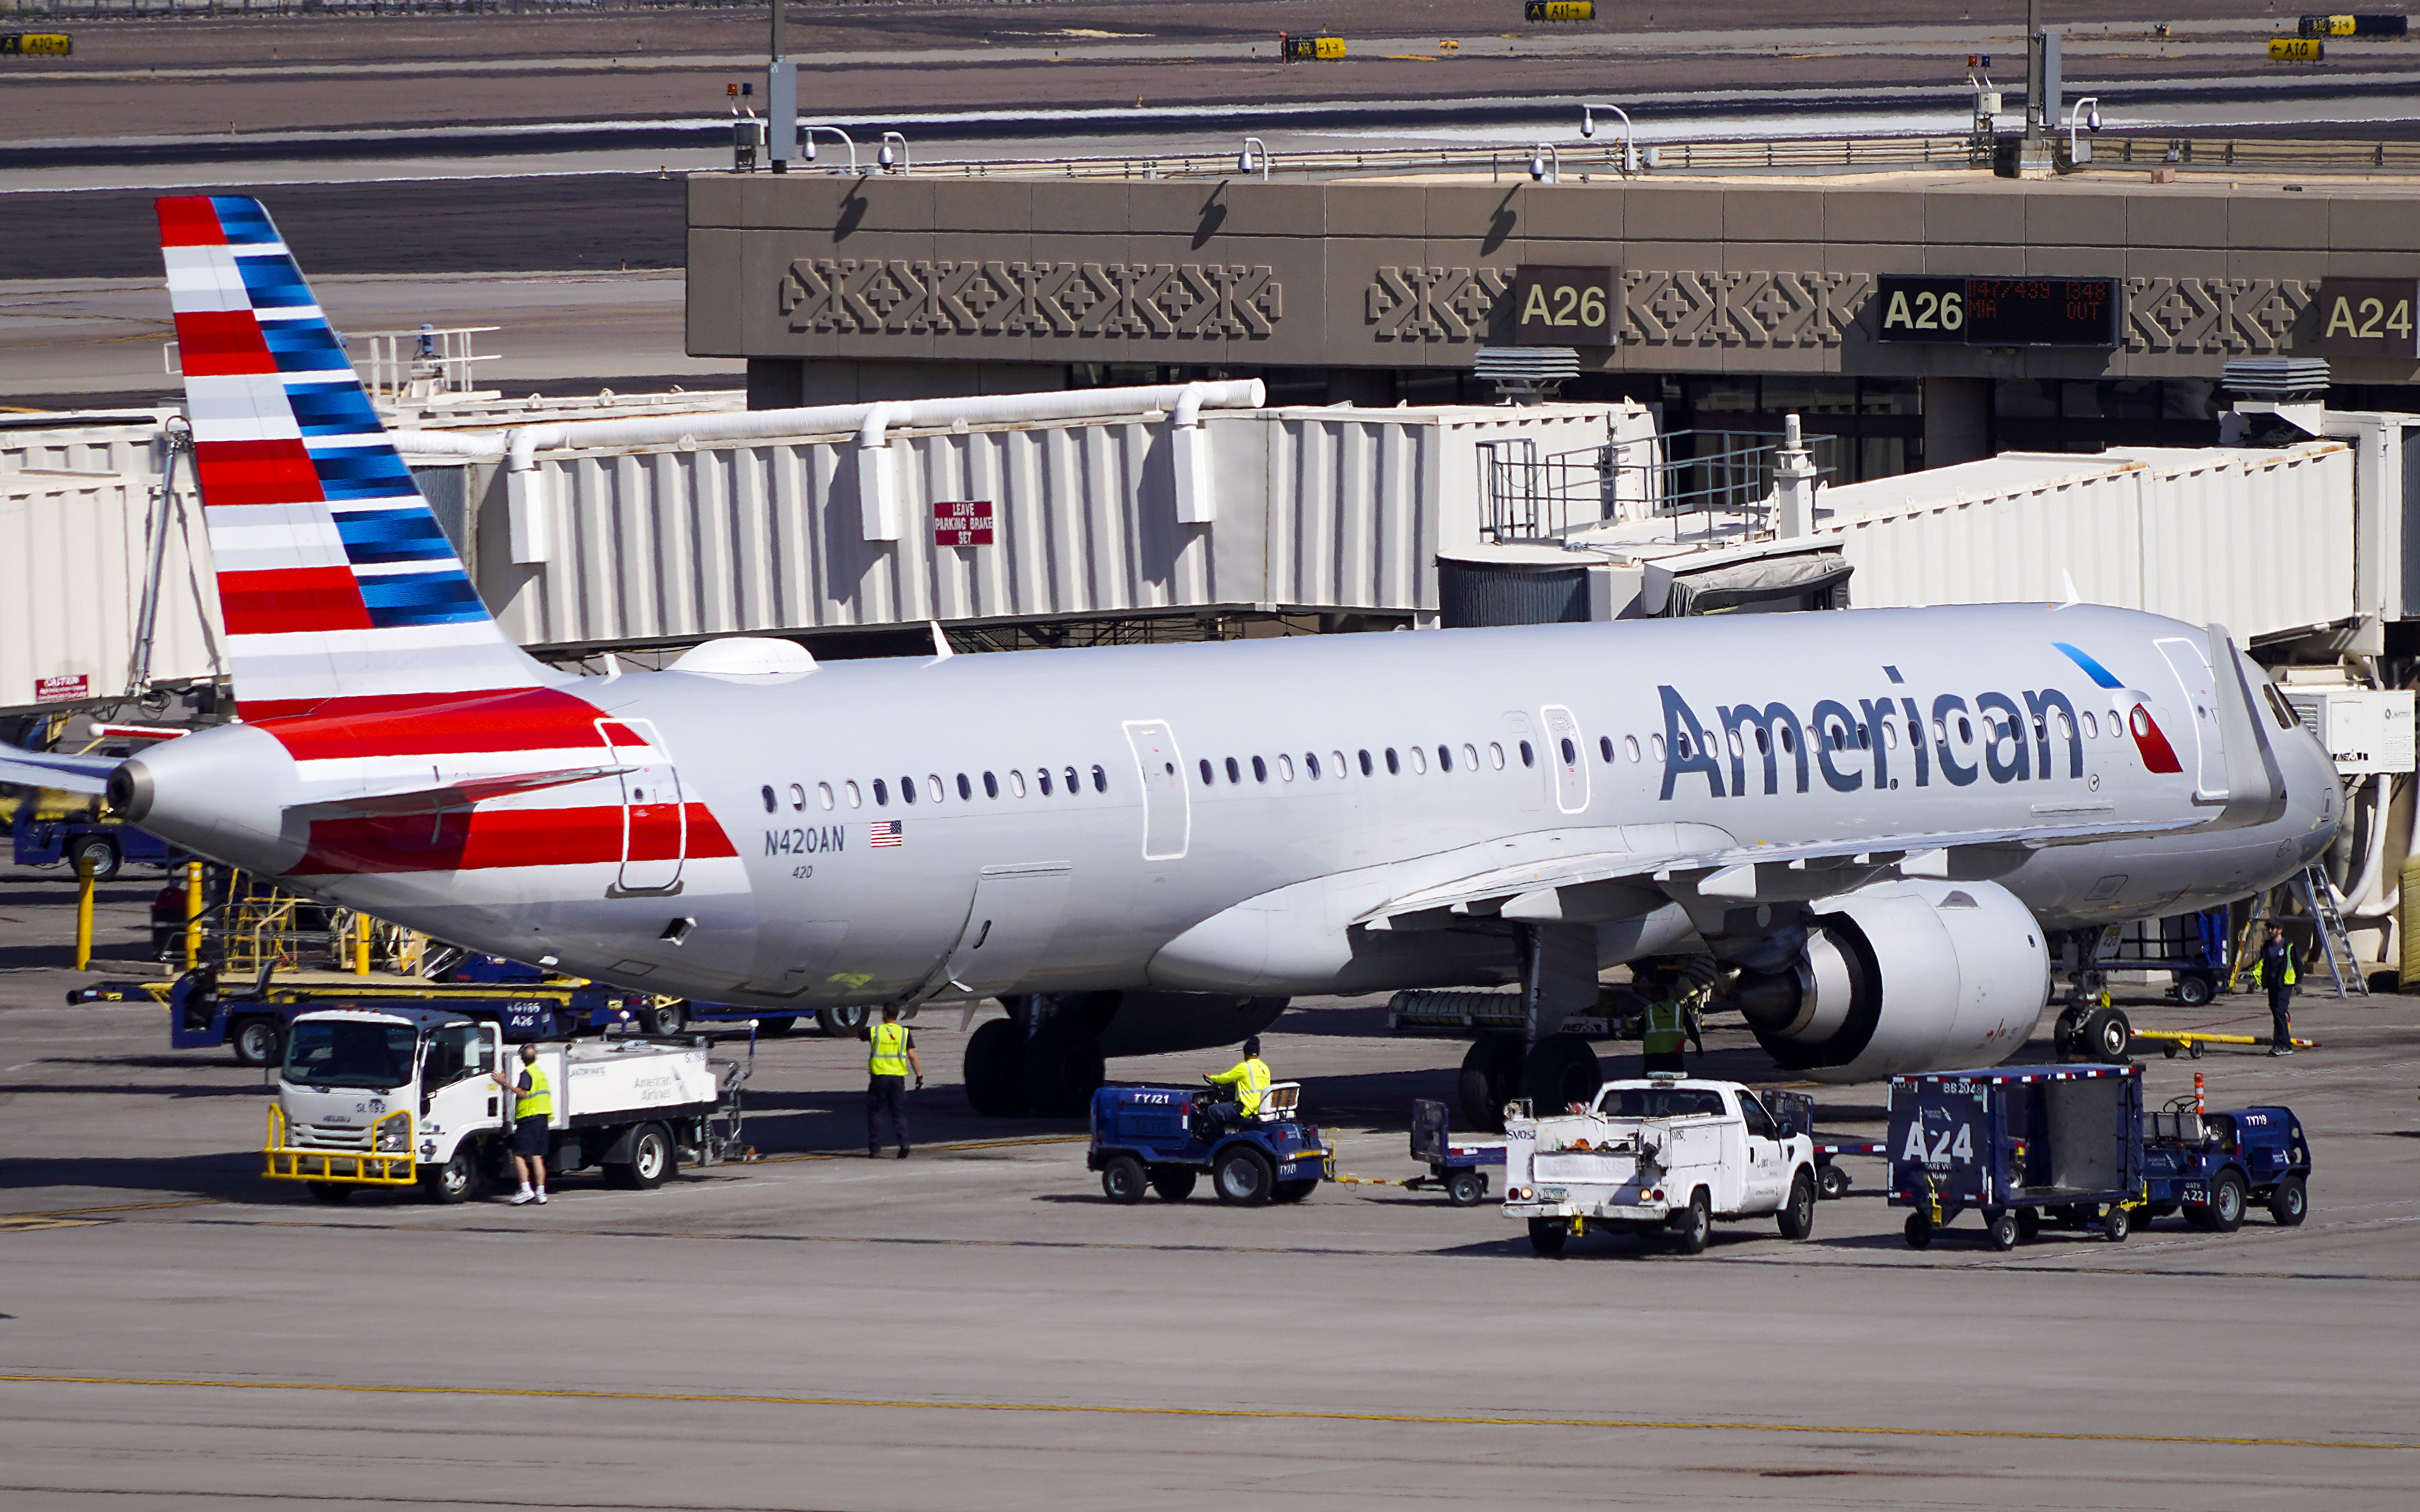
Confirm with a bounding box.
[265,1005,746,1203]
[1502,1076,1818,1255]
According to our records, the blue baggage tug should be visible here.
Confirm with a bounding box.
[1088,1081,1328,1206]
[1889,1064,2311,1250]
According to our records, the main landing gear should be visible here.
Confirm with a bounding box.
[962,995,1110,1118]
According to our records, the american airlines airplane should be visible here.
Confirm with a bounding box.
[4,198,2341,1127]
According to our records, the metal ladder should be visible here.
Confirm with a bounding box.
[2292,864,2371,999]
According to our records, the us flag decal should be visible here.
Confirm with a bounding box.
[870,820,905,848]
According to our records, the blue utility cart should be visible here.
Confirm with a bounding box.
[1890,1063,2145,1249]
[1088,1081,1328,1206]
[2138,1096,2311,1231]
[1410,1097,1506,1206]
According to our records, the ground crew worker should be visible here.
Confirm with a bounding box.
[1198,1035,1271,1139]
[2258,922,2298,1057]
[1641,992,1690,1075]
[865,1008,922,1158]
[492,1043,550,1204]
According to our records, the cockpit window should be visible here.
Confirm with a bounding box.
[2261,683,2300,732]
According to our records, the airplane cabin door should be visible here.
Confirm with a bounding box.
[2154,638,2230,803]
[1123,719,1191,861]
[597,718,687,893]
[1540,704,1590,814]
[939,862,1074,995]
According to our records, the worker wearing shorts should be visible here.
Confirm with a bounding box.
[493,1043,551,1203]
[866,1008,922,1158]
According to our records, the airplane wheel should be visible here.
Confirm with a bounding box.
[962,1019,1027,1117]
[1020,1020,1104,1119]
[2083,1008,2131,1061]
[1519,1033,1602,1117]
[1458,1032,1524,1133]
[816,1005,869,1037]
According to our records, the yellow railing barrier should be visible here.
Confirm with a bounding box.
[262,1104,418,1186]
[73,850,96,970]
[182,859,204,970]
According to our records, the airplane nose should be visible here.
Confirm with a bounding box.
[118,724,307,875]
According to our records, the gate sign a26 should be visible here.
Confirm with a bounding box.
[1875,274,2119,347]
[1512,265,1619,346]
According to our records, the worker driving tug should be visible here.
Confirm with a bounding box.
[1198,1037,1271,1139]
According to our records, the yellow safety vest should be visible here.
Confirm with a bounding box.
[869,1021,912,1077]
[1642,999,1689,1055]
[1208,1056,1271,1116]
[515,1063,552,1120]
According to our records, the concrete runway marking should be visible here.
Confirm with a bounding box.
[0,1372,2409,1454]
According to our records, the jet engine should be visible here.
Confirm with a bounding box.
[1729,878,2047,1082]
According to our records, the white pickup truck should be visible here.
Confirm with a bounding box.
[1502,1077,1819,1255]
[265,1006,745,1203]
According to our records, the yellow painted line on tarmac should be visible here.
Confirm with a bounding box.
[0,1217,104,1231]
[0,1198,222,1227]
[0,1372,2407,1453]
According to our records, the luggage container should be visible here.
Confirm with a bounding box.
[1888,1063,2144,1249]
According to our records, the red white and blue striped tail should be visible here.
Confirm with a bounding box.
[158,195,558,721]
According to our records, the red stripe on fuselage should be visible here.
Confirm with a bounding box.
[293,800,734,876]
[217,566,374,636]
[260,686,606,760]
[2132,718,2185,775]
[157,196,226,247]
[174,311,278,377]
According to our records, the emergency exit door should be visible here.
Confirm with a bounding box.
[1123,719,1191,861]
[597,718,686,892]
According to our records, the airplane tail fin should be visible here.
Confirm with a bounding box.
[158,195,556,721]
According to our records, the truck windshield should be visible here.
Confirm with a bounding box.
[285,1021,419,1090]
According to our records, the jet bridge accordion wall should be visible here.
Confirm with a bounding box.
[474,405,1615,649]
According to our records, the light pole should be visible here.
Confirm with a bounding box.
[1580,103,1639,175]
[767,1,795,173]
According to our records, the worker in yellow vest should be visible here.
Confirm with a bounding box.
[866,1008,923,1158]
[492,1042,551,1204]
[1199,1035,1271,1139]
[2258,921,2299,1057]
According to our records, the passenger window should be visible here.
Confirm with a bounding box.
[1519,740,1536,768]
[1199,758,1215,786]
[1063,765,1078,793]
[957,773,974,801]
[2082,711,2099,739]
[1490,742,1506,770]
[844,780,861,809]
[1385,748,1400,774]
[1727,729,1744,758]
[1330,749,1346,778]
[873,778,889,807]
[982,771,998,799]
[1463,742,1479,771]
[1779,726,1795,754]
[900,777,918,806]
[1278,754,1294,781]
[1358,749,1374,777]
[760,786,776,813]
[1736,1094,1776,1139]
[1038,769,1054,796]
[1651,735,1666,761]
[928,775,945,803]
[1436,745,1452,773]
[1251,755,1268,783]
[1009,770,1027,799]
[1755,727,1770,754]
[1625,735,1641,762]
[1091,764,1107,793]
[1225,757,1241,784]
[1409,746,1427,774]
[1598,735,1614,763]
[1306,752,1322,780]
[788,783,806,810]
[817,783,835,810]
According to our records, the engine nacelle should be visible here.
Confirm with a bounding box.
[1733,878,2047,1082]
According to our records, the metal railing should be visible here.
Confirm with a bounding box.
[360,327,500,404]
[1479,429,1834,546]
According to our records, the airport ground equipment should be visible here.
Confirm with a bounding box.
[2136,1093,2311,1231]
[11,804,175,882]
[1501,1077,1819,1256]
[1891,1064,2146,1247]
[264,1006,748,1203]
[1087,1081,1328,1207]
[71,959,657,1066]
[1758,1088,1883,1198]
[2131,1027,2320,1058]
[2095,910,2232,1004]
[1327,1099,1505,1205]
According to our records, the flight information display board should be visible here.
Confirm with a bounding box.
[1875,275,2120,348]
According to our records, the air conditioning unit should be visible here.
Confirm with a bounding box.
[2281,688,2416,775]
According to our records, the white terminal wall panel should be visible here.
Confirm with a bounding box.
[0,471,224,712]
[1814,442,2356,642]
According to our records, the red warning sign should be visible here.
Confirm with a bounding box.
[933,500,995,547]
[34,673,89,704]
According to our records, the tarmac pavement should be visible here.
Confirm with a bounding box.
[2,865,2417,1508]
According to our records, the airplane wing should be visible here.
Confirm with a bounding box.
[286,764,635,820]
[1355,812,2207,930]
[0,744,122,797]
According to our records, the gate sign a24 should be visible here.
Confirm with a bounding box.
[2307,279,2419,359]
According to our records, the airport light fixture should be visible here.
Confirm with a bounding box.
[1238,136,1271,181]
[1580,103,1640,175]
[2066,96,2102,165]
[801,124,858,172]
[1528,142,1560,185]
[878,131,910,174]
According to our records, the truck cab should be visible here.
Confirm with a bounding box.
[1502,1077,1818,1256]
[266,1006,744,1204]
